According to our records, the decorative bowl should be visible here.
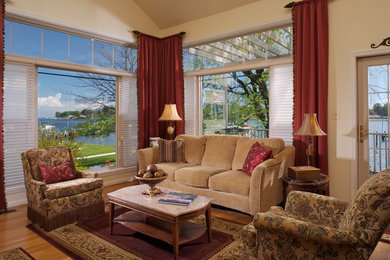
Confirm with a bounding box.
[135,173,168,196]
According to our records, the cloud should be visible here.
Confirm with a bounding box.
[38,93,65,107]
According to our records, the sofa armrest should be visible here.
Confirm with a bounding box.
[285,190,350,228]
[273,145,295,177]
[28,179,48,201]
[249,158,283,214]
[78,170,99,178]
[138,146,159,170]
[253,212,366,247]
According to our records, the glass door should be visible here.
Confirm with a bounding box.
[357,55,390,186]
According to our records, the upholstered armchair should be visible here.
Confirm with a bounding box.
[21,146,105,231]
[241,170,390,259]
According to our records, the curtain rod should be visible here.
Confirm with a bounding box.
[284,2,295,8]
[132,30,186,37]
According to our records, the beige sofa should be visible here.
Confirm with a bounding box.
[138,134,295,215]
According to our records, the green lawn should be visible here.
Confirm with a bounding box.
[79,144,115,156]
[77,144,116,169]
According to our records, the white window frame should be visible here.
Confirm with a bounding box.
[184,57,293,138]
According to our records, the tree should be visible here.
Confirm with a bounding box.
[370,103,388,117]
[229,69,269,129]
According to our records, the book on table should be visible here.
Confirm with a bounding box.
[158,192,198,206]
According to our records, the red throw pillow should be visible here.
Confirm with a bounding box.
[38,161,75,184]
[242,142,273,176]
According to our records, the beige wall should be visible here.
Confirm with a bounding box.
[327,0,390,201]
[163,0,390,201]
[5,0,160,43]
[6,0,390,202]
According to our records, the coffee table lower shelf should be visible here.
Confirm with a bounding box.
[113,210,208,248]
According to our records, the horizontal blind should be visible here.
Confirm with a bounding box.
[118,75,138,167]
[4,63,36,192]
[269,63,293,146]
[184,76,199,135]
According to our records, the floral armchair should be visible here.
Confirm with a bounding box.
[21,146,105,231]
[241,170,390,259]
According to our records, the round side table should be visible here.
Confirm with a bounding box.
[282,173,329,202]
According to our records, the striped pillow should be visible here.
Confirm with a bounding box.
[158,139,185,163]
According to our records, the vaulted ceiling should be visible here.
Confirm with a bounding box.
[134,0,261,29]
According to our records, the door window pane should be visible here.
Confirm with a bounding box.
[367,64,390,173]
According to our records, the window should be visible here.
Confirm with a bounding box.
[38,68,117,169]
[5,20,137,72]
[183,25,292,72]
[3,63,36,194]
[201,70,270,138]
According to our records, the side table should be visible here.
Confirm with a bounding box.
[282,173,329,202]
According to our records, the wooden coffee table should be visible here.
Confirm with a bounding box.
[107,185,212,259]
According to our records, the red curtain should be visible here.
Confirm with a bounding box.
[137,33,184,148]
[0,0,6,211]
[292,0,329,175]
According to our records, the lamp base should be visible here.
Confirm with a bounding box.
[166,122,175,139]
[306,136,314,166]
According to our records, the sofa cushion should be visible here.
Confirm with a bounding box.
[176,135,207,165]
[158,139,185,163]
[232,137,284,171]
[201,135,238,169]
[242,142,273,176]
[39,161,75,184]
[175,166,226,188]
[155,162,194,181]
[209,170,250,196]
[44,177,103,200]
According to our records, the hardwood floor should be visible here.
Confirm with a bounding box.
[0,182,388,259]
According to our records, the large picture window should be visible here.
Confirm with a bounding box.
[202,69,269,138]
[38,68,117,169]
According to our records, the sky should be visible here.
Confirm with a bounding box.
[38,68,116,118]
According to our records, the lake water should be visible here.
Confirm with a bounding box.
[38,118,116,146]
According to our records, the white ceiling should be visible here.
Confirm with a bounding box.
[134,0,261,29]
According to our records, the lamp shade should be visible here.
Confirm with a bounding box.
[296,113,326,136]
[158,104,182,121]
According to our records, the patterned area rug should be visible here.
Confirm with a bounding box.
[380,225,390,244]
[0,247,34,260]
[27,208,244,259]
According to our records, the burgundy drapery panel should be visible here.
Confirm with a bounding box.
[137,33,184,149]
[292,0,329,175]
[0,0,6,211]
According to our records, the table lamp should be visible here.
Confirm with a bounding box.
[159,104,182,139]
[295,113,326,166]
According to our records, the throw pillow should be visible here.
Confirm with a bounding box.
[242,142,273,176]
[158,139,185,163]
[38,161,75,184]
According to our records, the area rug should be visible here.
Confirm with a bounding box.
[27,208,244,259]
[0,247,34,260]
[380,225,390,244]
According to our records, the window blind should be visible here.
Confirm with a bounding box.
[4,62,37,194]
[184,76,199,135]
[118,75,138,167]
[269,63,293,146]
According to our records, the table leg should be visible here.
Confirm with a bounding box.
[109,203,115,235]
[206,204,212,242]
[172,220,179,259]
